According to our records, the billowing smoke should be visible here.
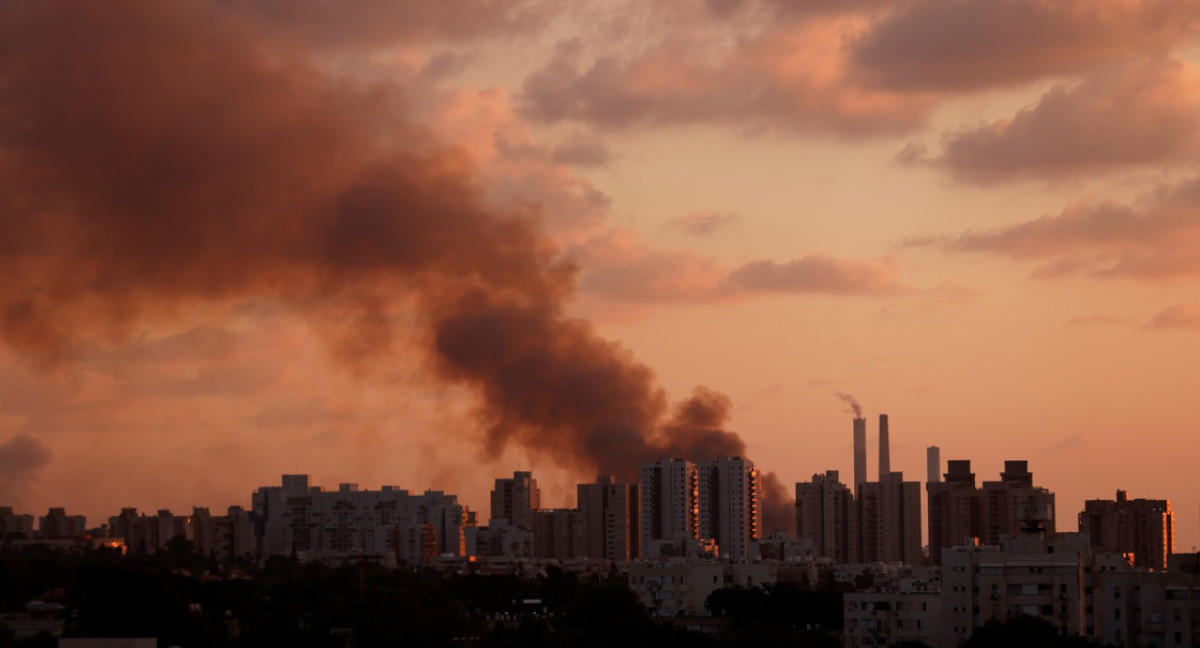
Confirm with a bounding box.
[0,0,792,533]
[0,434,53,505]
[835,392,864,418]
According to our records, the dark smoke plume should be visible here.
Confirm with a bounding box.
[835,392,863,418]
[0,434,53,503]
[0,0,792,533]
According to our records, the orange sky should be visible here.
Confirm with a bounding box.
[1,0,1199,548]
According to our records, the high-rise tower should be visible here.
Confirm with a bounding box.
[640,458,699,558]
[697,457,762,560]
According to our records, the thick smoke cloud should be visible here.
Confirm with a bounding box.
[0,0,793,531]
[0,434,53,504]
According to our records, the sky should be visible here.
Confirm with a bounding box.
[2,0,1200,547]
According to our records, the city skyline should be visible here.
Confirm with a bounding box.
[0,445,1178,557]
[2,1,1200,551]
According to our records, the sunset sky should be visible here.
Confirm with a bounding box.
[2,0,1199,547]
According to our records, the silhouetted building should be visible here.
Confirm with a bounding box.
[490,471,540,530]
[980,460,1056,545]
[698,456,762,560]
[0,507,34,540]
[858,472,922,564]
[927,460,1056,564]
[533,508,584,559]
[37,508,86,539]
[927,460,981,565]
[795,470,858,563]
[578,476,639,560]
[640,458,699,558]
[1079,490,1174,572]
[191,505,256,561]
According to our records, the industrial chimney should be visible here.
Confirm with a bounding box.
[853,417,867,489]
[878,413,891,478]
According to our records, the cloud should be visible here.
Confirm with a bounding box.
[1148,303,1200,329]
[852,0,1195,92]
[515,0,1197,139]
[725,257,903,295]
[1042,433,1092,454]
[519,15,934,137]
[574,229,904,302]
[924,57,1200,182]
[938,181,1200,280]
[549,137,613,168]
[668,211,742,236]
[224,0,560,50]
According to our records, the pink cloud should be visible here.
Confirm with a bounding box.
[852,0,1195,92]
[924,57,1200,182]
[225,0,561,49]
[574,228,904,302]
[520,15,935,137]
[1148,303,1200,329]
[939,179,1200,279]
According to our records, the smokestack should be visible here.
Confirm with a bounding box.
[878,413,890,478]
[853,417,867,489]
[926,446,940,484]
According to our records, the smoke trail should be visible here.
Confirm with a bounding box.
[834,392,863,418]
[0,0,793,533]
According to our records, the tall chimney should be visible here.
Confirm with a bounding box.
[853,417,867,489]
[878,413,890,478]
[926,446,940,484]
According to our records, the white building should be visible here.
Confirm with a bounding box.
[627,561,777,617]
[250,475,470,564]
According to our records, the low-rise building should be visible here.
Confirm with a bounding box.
[844,591,944,648]
[627,561,777,617]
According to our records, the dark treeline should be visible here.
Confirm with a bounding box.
[0,543,844,648]
[0,544,1111,648]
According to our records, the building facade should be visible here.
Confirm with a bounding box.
[857,472,922,564]
[577,476,639,561]
[697,456,762,560]
[640,458,700,558]
[1079,489,1174,572]
[795,470,858,563]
